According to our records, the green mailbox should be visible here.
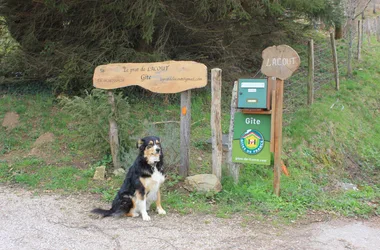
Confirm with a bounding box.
[238,79,269,109]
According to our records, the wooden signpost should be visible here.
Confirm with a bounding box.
[93,60,207,177]
[260,45,300,196]
[261,45,300,81]
[93,61,207,93]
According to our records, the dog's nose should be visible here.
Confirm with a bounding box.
[156,148,160,153]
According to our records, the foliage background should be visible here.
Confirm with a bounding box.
[0,0,344,92]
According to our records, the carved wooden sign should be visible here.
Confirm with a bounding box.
[261,45,300,80]
[93,60,207,93]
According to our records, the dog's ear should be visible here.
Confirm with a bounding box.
[136,139,144,149]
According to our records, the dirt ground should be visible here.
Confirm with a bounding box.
[0,184,379,250]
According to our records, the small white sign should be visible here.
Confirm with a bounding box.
[241,82,265,88]
[247,99,257,103]
[248,89,257,93]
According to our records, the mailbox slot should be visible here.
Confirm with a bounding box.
[238,79,270,110]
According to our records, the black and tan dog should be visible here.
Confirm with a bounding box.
[92,136,166,221]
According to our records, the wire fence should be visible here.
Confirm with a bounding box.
[279,16,380,114]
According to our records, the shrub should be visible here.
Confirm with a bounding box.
[60,89,132,155]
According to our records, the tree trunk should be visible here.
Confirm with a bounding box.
[374,1,377,14]
[335,25,343,39]
[108,91,121,171]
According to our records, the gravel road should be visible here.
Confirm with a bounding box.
[0,184,379,250]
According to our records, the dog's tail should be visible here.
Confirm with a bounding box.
[92,193,133,218]
[91,208,114,217]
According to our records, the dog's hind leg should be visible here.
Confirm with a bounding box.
[120,195,139,217]
[135,192,150,221]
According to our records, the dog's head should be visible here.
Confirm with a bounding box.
[137,136,163,166]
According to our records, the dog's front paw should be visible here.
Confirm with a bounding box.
[157,207,166,215]
[142,213,151,221]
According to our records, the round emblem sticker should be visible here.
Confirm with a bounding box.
[239,129,265,155]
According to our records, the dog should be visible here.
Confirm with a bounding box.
[92,136,166,221]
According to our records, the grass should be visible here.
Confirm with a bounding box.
[0,33,379,222]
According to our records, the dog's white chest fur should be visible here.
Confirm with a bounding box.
[151,167,165,184]
[146,167,165,202]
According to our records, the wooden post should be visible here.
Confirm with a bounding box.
[357,19,362,61]
[330,33,340,91]
[366,19,371,45]
[108,90,121,170]
[377,16,380,42]
[347,18,354,77]
[307,39,314,105]
[273,79,284,196]
[180,90,191,177]
[260,44,300,197]
[269,77,276,153]
[227,81,239,184]
[361,13,364,47]
[211,68,223,180]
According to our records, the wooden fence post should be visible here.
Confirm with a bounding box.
[366,19,371,45]
[357,19,362,61]
[180,90,191,177]
[227,81,239,183]
[108,90,121,170]
[211,68,223,180]
[347,18,354,77]
[330,33,340,91]
[308,39,314,105]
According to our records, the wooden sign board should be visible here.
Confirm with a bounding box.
[261,45,300,80]
[93,60,207,93]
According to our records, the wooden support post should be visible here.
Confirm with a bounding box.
[330,32,340,91]
[269,77,276,153]
[307,39,314,105]
[211,68,223,180]
[180,90,191,177]
[108,90,121,170]
[357,19,362,61]
[273,79,284,196]
[227,81,239,184]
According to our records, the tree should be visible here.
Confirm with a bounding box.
[0,0,346,92]
[344,0,372,76]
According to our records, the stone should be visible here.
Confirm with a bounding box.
[184,174,222,193]
[206,133,230,151]
[113,168,126,177]
[93,166,106,180]
[338,182,358,191]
